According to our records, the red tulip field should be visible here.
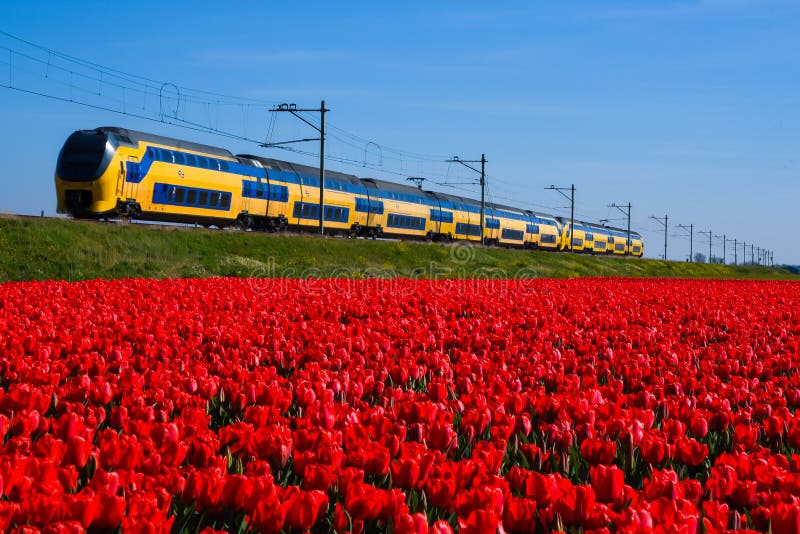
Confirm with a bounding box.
[1,277,800,533]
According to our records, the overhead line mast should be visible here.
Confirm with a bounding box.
[649,214,668,260]
[263,101,329,235]
[545,184,575,251]
[447,155,487,242]
[700,230,713,263]
[677,224,693,262]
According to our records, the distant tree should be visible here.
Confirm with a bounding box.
[694,253,706,263]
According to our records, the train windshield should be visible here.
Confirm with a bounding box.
[58,130,111,181]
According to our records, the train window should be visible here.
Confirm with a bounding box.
[185,154,197,167]
[210,193,221,207]
[147,147,154,158]
[277,186,289,202]
[187,190,197,205]
[220,161,230,173]
[221,194,231,210]
[199,191,208,206]
[168,186,177,202]
[174,152,185,165]
[198,157,208,169]
[175,188,185,203]
[502,229,524,241]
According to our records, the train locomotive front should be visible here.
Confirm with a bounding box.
[55,129,121,217]
[55,127,243,227]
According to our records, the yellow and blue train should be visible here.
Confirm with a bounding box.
[54,126,643,257]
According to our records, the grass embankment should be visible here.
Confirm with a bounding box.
[0,216,795,281]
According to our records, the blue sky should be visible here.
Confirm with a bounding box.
[1,0,798,263]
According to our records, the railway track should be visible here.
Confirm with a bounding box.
[0,212,404,241]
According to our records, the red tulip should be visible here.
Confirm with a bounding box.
[590,465,625,504]
[674,437,708,467]
[458,509,501,534]
[251,498,286,534]
[580,438,616,465]
[283,489,329,531]
[503,495,537,533]
[429,520,455,534]
[771,502,800,534]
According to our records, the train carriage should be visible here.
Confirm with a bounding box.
[526,215,561,250]
[608,229,628,255]
[238,156,377,235]
[589,225,610,254]
[630,232,644,257]
[449,197,483,243]
[361,179,432,239]
[488,205,528,248]
[424,192,466,242]
[557,219,590,252]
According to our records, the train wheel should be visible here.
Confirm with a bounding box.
[236,216,252,231]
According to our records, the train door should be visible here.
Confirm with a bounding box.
[467,204,478,242]
[363,191,373,229]
[120,156,140,202]
[433,197,442,236]
[240,175,252,216]
[261,173,270,219]
[486,207,496,244]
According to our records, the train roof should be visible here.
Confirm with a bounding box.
[238,156,362,185]
[361,177,437,196]
[97,126,234,159]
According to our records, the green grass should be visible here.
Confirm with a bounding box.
[0,215,796,281]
